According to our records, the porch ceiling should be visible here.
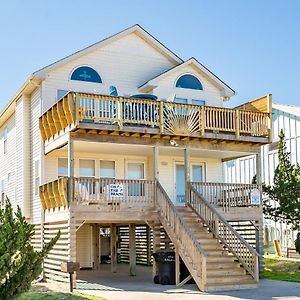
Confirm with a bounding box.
[49,140,254,160]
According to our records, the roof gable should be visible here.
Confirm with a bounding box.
[138,57,235,99]
[34,24,183,78]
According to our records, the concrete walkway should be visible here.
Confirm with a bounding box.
[75,265,300,300]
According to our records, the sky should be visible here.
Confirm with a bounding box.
[0,0,300,110]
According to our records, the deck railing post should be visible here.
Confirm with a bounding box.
[235,110,240,139]
[200,106,205,136]
[68,133,74,205]
[118,98,123,130]
[159,101,164,133]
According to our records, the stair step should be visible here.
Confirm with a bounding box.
[207,255,235,263]
[207,281,258,292]
[207,274,253,285]
[193,232,214,239]
[207,261,241,269]
[197,238,219,244]
[201,243,224,250]
[205,249,228,256]
[207,267,246,276]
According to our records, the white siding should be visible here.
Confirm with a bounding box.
[30,89,42,224]
[76,224,93,268]
[15,95,31,218]
[41,33,176,113]
[0,114,17,210]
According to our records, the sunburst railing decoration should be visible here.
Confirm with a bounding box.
[163,103,200,136]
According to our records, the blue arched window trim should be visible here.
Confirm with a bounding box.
[175,74,203,90]
[70,66,102,83]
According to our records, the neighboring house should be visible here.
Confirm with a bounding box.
[224,103,300,254]
[0,25,272,291]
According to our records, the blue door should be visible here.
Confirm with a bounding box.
[176,164,185,204]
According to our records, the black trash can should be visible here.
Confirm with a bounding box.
[152,251,175,285]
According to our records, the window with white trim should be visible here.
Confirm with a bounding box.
[1,179,5,206]
[58,158,68,177]
[79,159,95,195]
[7,172,12,185]
[79,160,95,177]
[100,160,116,178]
[34,160,40,196]
[3,127,7,154]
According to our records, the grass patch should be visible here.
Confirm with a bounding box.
[17,285,106,300]
[263,257,300,282]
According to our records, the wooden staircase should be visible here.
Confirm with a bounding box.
[155,181,259,292]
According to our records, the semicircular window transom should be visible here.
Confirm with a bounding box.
[176,74,203,90]
[71,66,102,83]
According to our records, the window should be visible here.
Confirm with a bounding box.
[192,165,204,182]
[176,74,203,90]
[79,160,95,195]
[127,163,144,179]
[192,99,205,106]
[3,127,7,154]
[1,179,5,206]
[70,66,102,83]
[127,162,145,197]
[7,172,12,185]
[100,160,115,178]
[174,98,188,104]
[79,160,95,177]
[34,160,40,196]
[58,158,68,177]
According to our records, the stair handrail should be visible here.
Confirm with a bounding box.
[187,183,259,282]
[155,180,207,291]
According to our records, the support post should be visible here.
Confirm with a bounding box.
[68,133,74,205]
[152,223,161,278]
[153,146,159,180]
[68,212,77,288]
[256,151,262,185]
[129,223,136,276]
[175,249,180,285]
[110,224,117,273]
[93,225,100,270]
[146,225,151,266]
[184,148,191,203]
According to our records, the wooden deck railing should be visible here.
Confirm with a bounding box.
[39,177,155,210]
[190,182,261,212]
[73,177,155,209]
[39,92,271,142]
[155,180,207,291]
[187,183,259,282]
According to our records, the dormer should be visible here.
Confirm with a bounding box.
[139,58,235,107]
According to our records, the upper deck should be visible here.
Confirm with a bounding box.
[39,92,272,152]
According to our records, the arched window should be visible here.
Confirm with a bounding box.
[70,66,102,83]
[175,74,203,90]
